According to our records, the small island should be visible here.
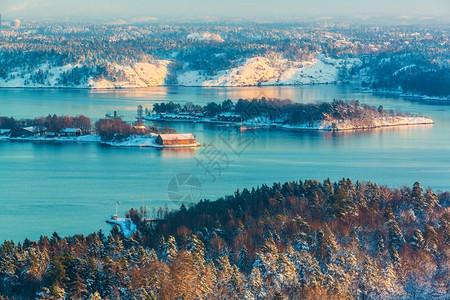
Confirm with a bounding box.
[141,98,434,131]
[0,114,200,148]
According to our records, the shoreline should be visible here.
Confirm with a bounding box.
[0,135,201,149]
[144,115,434,132]
[1,85,446,102]
[0,116,434,147]
[358,87,450,102]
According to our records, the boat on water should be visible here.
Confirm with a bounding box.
[105,111,124,119]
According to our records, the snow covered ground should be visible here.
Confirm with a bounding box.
[275,116,434,131]
[0,61,170,89]
[4,134,201,148]
[147,114,434,131]
[105,218,137,238]
[0,55,361,88]
[177,56,361,87]
[102,135,200,148]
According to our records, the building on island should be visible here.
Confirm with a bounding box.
[155,133,196,146]
[20,126,47,137]
[132,125,147,133]
[0,129,11,136]
[60,128,82,137]
[216,113,242,122]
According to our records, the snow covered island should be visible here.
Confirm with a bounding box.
[0,115,200,148]
[143,99,434,131]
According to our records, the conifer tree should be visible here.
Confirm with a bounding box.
[248,267,265,299]
[216,254,233,298]
[229,265,245,299]
[410,229,425,249]
[424,188,439,210]
[295,251,323,288]
[423,225,439,253]
[161,235,177,265]
[387,220,405,250]
[412,182,426,214]
[358,255,379,299]
[69,274,88,300]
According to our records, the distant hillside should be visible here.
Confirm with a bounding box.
[1,23,448,97]
[0,55,361,89]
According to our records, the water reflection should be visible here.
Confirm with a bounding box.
[157,148,197,158]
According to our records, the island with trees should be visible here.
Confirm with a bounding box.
[142,98,434,131]
[0,114,200,148]
[0,179,448,299]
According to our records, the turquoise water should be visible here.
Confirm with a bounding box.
[0,85,449,241]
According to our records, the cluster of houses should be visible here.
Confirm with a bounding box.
[0,123,200,147]
[0,126,83,138]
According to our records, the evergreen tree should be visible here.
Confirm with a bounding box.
[248,267,265,299]
[423,225,439,253]
[295,251,323,288]
[161,235,177,265]
[358,256,380,299]
[424,188,439,210]
[69,274,88,300]
[412,182,426,214]
[229,265,245,299]
[410,229,425,250]
[387,220,405,250]
[216,254,233,298]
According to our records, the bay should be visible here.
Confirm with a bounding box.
[0,85,449,241]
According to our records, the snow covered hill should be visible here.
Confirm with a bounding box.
[178,55,361,87]
[0,55,361,89]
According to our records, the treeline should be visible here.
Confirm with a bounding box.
[151,98,406,125]
[95,118,176,141]
[365,53,450,97]
[0,115,176,141]
[0,179,448,299]
[0,115,91,136]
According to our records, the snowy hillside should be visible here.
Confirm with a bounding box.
[177,56,361,87]
[0,61,171,89]
[0,55,361,89]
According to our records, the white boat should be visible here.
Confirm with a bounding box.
[105,111,124,119]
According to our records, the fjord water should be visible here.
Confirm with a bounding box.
[1,85,449,242]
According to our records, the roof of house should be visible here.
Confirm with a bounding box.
[157,133,195,141]
[23,126,47,133]
[217,112,241,118]
[60,128,81,133]
[0,129,11,134]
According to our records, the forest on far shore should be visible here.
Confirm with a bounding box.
[0,179,448,299]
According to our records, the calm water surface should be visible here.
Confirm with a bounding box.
[0,85,449,241]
